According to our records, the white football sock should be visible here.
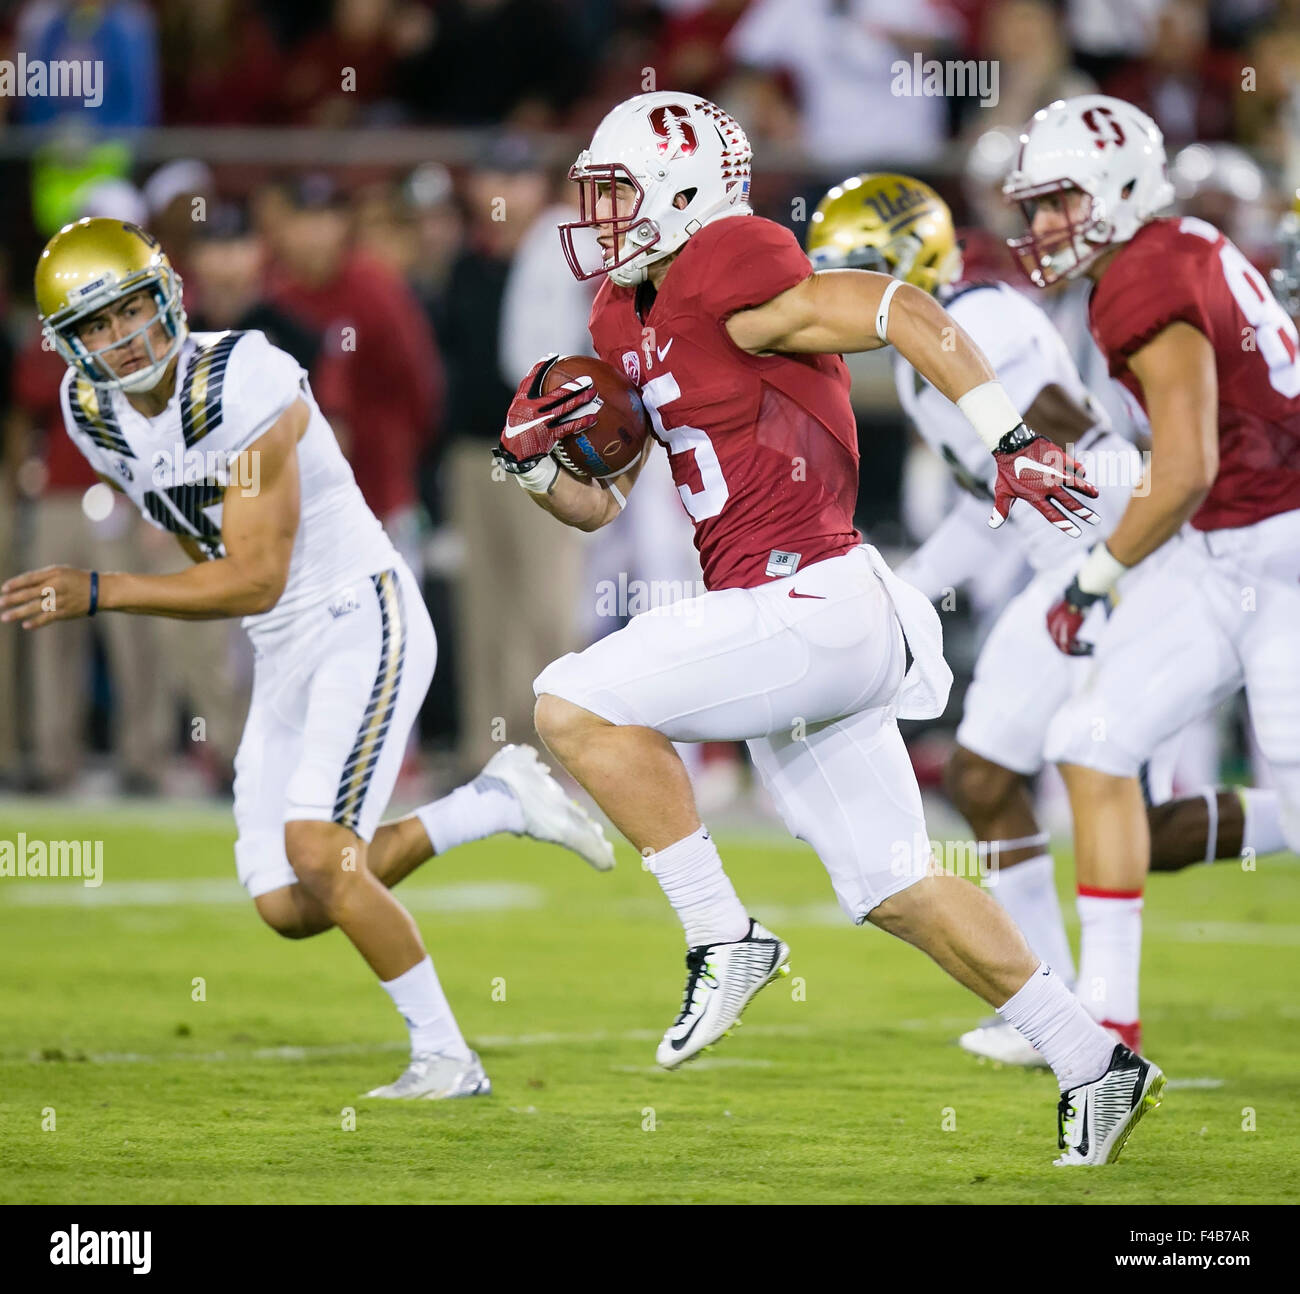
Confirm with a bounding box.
[1076,889,1143,1027]
[644,825,750,947]
[988,852,1076,987]
[1240,787,1286,857]
[381,955,471,1060]
[997,962,1116,1090]
[415,773,526,856]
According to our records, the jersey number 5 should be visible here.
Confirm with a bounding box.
[640,373,730,521]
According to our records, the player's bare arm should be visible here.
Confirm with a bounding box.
[726,269,992,392]
[1045,323,1219,654]
[522,438,652,531]
[726,268,1101,537]
[1,398,306,628]
[1102,323,1219,565]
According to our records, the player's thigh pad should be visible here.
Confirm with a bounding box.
[233,657,304,898]
[534,547,904,742]
[233,564,435,897]
[287,563,435,839]
[1044,540,1242,777]
[748,704,931,923]
[956,566,1095,776]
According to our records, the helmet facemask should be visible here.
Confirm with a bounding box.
[47,266,187,392]
[1005,181,1113,287]
[559,162,659,284]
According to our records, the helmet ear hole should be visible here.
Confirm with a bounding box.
[674,188,697,210]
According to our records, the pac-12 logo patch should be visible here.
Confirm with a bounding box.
[622,350,641,384]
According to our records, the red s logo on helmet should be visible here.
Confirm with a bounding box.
[648,104,698,156]
[1082,106,1126,150]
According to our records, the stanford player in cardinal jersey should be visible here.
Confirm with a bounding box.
[496,92,1161,1167]
[1005,94,1300,1062]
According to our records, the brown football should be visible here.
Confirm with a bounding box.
[542,354,650,480]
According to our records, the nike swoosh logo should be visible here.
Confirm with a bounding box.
[670,986,716,1051]
[657,339,673,360]
[788,590,826,599]
[1014,455,1070,481]
[503,414,552,440]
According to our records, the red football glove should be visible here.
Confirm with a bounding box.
[989,425,1100,539]
[496,354,599,470]
[1045,573,1107,656]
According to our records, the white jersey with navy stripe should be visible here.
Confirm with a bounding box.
[59,329,398,639]
[894,281,1137,573]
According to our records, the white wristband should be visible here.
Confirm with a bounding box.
[956,380,1024,452]
[1076,542,1129,596]
[875,277,903,343]
[514,456,560,494]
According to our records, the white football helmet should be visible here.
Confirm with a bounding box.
[1002,95,1175,287]
[559,91,753,286]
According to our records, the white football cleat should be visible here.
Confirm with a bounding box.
[1054,1044,1165,1166]
[656,919,791,1069]
[484,744,615,872]
[363,1050,492,1100]
[958,1019,1049,1068]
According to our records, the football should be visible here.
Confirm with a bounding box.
[542,354,650,480]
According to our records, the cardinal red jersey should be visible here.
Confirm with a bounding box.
[1089,216,1300,531]
[588,215,861,590]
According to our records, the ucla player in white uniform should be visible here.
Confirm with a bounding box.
[3,217,615,1100]
[807,177,1287,1064]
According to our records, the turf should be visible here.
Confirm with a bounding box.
[0,804,1296,1204]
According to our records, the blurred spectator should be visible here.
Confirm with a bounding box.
[1103,0,1240,147]
[12,0,159,126]
[962,124,1026,241]
[439,137,571,770]
[282,0,422,125]
[6,329,166,793]
[1066,0,1163,82]
[404,163,465,336]
[160,0,281,126]
[352,179,420,279]
[725,0,958,171]
[1170,141,1274,263]
[143,159,216,285]
[188,203,321,367]
[654,0,750,98]
[1237,0,1300,173]
[76,176,147,224]
[972,0,1096,133]
[266,173,444,578]
[393,0,582,127]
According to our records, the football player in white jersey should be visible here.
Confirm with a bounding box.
[807,175,1290,1065]
[2,217,615,1100]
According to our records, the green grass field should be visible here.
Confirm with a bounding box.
[1,802,1296,1204]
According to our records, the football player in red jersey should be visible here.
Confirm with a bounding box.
[497,92,1163,1165]
[1005,94,1300,1056]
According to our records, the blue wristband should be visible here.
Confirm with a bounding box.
[88,571,99,617]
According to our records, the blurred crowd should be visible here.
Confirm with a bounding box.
[1,0,1298,803]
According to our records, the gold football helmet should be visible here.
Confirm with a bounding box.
[806,173,961,295]
[35,217,187,392]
